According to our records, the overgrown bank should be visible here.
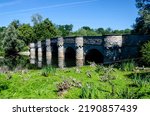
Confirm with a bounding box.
[0,64,150,99]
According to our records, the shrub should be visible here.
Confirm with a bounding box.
[41,66,56,77]
[2,24,24,55]
[120,60,136,71]
[95,65,116,82]
[141,41,150,65]
[129,73,150,87]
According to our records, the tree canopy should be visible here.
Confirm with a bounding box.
[132,0,150,34]
[2,24,24,55]
[0,13,132,54]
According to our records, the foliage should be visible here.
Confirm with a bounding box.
[56,24,73,37]
[31,14,43,25]
[0,14,132,51]
[0,27,6,52]
[129,72,150,87]
[18,24,34,45]
[95,65,116,82]
[1,55,29,71]
[72,27,99,36]
[140,41,150,65]
[0,65,150,98]
[33,18,58,41]
[41,66,56,77]
[132,0,150,34]
[57,78,82,96]
[2,24,25,55]
[120,60,136,71]
[10,20,21,29]
[117,88,142,99]
[80,82,100,99]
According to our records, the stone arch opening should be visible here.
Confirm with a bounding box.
[85,49,103,65]
[51,44,58,67]
[65,47,76,67]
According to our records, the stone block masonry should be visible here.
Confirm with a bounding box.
[29,35,150,68]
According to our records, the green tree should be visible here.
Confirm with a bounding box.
[123,29,131,34]
[57,24,73,37]
[18,24,34,45]
[2,24,24,55]
[141,41,150,65]
[33,18,58,41]
[73,26,99,36]
[31,14,43,25]
[0,27,6,52]
[96,28,105,35]
[10,20,21,29]
[82,26,92,31]
[73,28,87,36]
[105,28,112,35]
[132,0,150,34]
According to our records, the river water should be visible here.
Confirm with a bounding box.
[0,54,75,72]
[0,55,38,72]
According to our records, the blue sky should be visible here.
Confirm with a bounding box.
[0,0,138,30]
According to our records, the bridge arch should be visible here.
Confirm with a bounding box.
[85,49,104,65]
[51,44,58,66]
[65,47,76,67]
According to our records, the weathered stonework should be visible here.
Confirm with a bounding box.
[30,35,150,68]
[37,41,42,67]
[30,43,36,64]
[104,36,123,63]
[57,37,64,68]
[76,37,84,67]
[46,39,52,65]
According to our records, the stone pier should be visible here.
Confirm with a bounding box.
[37,41,42,68]
[75,37,84,67]
[57,37,64,68]
[46,39,52,65]
[29,35,150,68]
[30,43,36,64]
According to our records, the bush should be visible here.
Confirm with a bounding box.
[141,41,150,65]
[41,66,56,77]
[2,24,25,55]
[120,60,136,71]
[95,65,116,82]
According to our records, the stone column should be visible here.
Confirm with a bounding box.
[30,43,36,64]
[57,37,64,68]
[37,41,42,68]
[76,37,84,67]
[46,39,52,65]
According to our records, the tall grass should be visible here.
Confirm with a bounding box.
[80,82,100,99]
[41,66,56,77]
[130,73,150,87]
[95,65,116,82]
[120,60,136,71]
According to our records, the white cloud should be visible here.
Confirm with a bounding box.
[0,0,20,8]
[0,0,98,16]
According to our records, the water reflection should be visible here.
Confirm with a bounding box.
[0,55,37,72]
[0,52,76,72]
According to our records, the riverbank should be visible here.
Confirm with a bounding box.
[0,65,150,99]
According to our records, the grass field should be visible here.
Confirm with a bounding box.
[0,65,150,99]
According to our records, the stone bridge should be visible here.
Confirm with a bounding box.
[29,35,150,68]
